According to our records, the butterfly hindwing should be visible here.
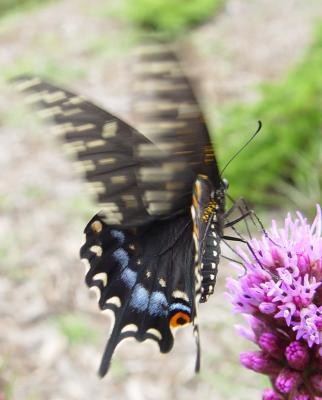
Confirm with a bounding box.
[81,212,195,376]
[13,75,212,225]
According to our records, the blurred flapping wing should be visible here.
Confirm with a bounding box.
[133,41,221,189]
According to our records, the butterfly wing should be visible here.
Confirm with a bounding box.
[132,42,225,305]
[14,47,222,221]
[133,41,222,203]
[14,77,158,226]
[16,77,218,226]
[81,211,196,376]
[13,75,201,373]
[13,43,222,374]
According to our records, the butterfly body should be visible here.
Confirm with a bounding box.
[191,175,226,303]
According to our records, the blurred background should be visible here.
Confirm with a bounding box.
[0,0,322,399]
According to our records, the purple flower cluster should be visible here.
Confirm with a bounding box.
[227,206,322,399]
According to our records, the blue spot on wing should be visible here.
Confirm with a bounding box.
[148,291,168,316]
[169,303,191,314]
[112,248,129,270]
[121,268,137,289]
[130,284,149,311]
[110,229,125,244]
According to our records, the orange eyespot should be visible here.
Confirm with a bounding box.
[91,220,102,233]
[169,312,191,328]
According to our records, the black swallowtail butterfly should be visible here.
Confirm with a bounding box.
[14,42,229,377]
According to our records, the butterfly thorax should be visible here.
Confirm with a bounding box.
[191,175,226,303]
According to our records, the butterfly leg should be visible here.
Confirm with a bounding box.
[225,195,271,239]
[226,196,280,249]
[224,210,253,228]
[222,234,258,276]
[223,231,278,280]
[224,197,254,228]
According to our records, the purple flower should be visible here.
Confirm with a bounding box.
[293,305,322,347]
[227,206,322,399]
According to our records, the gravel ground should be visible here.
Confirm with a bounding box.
[1,0,322,399]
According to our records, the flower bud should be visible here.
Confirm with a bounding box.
[258,332,282,356]
[262,388,283,400]
[293,394,310,400]
[240,351,278,374]
[275,369,301,394]
[285,341,309,370]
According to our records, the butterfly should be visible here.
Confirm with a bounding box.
[13,41,229,377]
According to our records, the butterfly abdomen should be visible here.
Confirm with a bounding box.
[200,214,221,303]
[191,175,225,303]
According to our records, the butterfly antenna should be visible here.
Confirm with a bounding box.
[220,121,262,178]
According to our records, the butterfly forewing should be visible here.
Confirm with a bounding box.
[14,76,213,224]
[133,42,222,213]
[14,76,189,226]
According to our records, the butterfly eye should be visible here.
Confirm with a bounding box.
[91,220,103,233]
[222,178,229,189]
[169,312,191,328]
